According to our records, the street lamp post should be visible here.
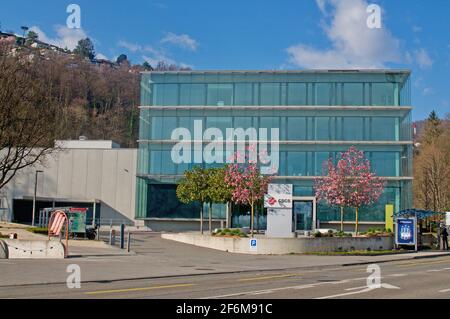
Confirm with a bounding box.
[32,170,43,227]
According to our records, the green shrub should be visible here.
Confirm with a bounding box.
[314,231,322,238]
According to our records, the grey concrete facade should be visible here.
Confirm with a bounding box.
[0,145,139,226]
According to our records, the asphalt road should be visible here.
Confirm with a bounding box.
[2,255,450,299]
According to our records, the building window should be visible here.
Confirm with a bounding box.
[180,84,206,105]
[315,83,334,106]
[370,152,399,176]
[372,83,395,106]
[207,84,233,106]
[371,117,398,141]
[287,83,307,105]
[234,83,253,105]
[287,117,307,140]
[147,184,201,219]
[343,117,364,141]
[152,84,179,106]
[343,83,364,106]
[260,83,281,106]
[287,152,307,176]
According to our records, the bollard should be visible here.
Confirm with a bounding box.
[120,224,125,249]
[127,232,131,252]
[109,229,116,246]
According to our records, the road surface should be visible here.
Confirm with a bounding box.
[2,252,450,299]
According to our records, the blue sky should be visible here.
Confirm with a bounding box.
[1,0,449,120]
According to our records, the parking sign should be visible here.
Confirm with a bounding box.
[249,239,257,252]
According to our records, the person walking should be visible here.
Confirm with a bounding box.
[442,226,449,250]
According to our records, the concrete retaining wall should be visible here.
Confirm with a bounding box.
[162,233,394,255]
[0,240,65,259]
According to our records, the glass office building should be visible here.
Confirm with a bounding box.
[137,70,413,231]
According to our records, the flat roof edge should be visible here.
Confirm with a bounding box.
[141,69,412,75]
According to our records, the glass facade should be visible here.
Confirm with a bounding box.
[137,70,413,225]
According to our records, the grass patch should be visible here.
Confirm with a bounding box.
[303,250,409,256]
[26,227,48,235]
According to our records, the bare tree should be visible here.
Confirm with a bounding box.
[414,115,450,212]
[0,45,66,191]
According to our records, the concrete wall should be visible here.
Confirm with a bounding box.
[162,233,394,255]
[1,148,138,225]
[1,239,65,259]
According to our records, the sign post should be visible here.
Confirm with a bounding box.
[249,238,257,252]
[264,184,293,238]
[395,217,418,252]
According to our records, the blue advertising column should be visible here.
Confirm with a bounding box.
[395,217,418,251]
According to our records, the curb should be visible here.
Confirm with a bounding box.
[341,252,450,267]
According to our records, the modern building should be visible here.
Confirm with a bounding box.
[1,140,138,226]
[137,70,413,232]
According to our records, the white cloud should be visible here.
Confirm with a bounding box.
[414,48,433,69]
[422,87,434,96]
[160,32,198,51]
[95,53,109,60]
[118,36,195,67]
[118,40,142,53]
[287,0,401,69]
[316,0,327,14]
[142,46,177,66]
[30,25,87,51]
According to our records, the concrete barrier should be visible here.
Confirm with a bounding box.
[0,240,8,259]
[3,240,65,259]
[162,233,394,255]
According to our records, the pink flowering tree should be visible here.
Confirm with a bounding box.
[225,146,272,237]
[314,147,385,235]
[314,159,350,232]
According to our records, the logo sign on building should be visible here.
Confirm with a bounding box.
[264,184,293,209]
[249,239,257,252]
[395,218,417,246]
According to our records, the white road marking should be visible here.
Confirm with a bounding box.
[248,290,274,296]
[439,288,450,293]
[316,287,375,299]
[202,284,317,299]
[345,286,368,291]
[381,283,401,289]
[387,274,407,277]
[426,267,450,272]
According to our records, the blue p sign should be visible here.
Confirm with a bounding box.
[250,239,257,252]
